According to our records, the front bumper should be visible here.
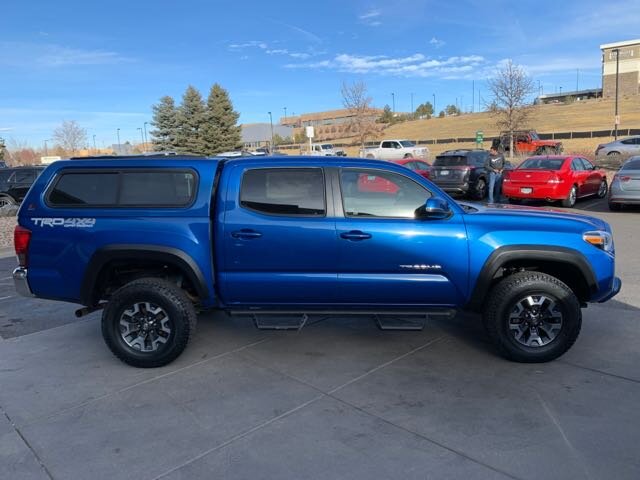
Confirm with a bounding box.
[598,276,622,303]
[13,267,34,297]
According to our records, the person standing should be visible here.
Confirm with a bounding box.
[485,142,505,203]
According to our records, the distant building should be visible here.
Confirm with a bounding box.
[601,39,640,98]
[241,123,293,149]
[280,108,383,140]
[536,88,602,104]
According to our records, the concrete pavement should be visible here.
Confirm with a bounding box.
[1,197,639,480]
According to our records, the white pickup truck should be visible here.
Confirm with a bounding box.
[303,143,346,156]
[359,140,429,160]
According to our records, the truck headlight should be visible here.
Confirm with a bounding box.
[583,231,613,253]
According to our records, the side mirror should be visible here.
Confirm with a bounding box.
[416,198,451,220]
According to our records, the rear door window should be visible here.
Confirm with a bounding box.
[240,168,325,216]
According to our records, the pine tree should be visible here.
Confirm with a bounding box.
[175,86,207,154]
[150,96,179,151]
[202,83,241,155]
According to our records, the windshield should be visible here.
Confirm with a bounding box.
[399,141,415,147]
[321,144,333,149]
[519,158,565,170]
[434,156,468,167]
[530,132,539,140]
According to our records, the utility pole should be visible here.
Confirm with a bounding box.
[391,92,395,113]
[410,93,414,114]
[432,93,436,115]
[283,107,287,120]
[478,88,481,112]
[143,122,149,151]
[576,69,579,92]
[268,111,274,155]
[92,135,97,153]
[116,128,121,153]
[137,127,144,149]
[614,48,620,140]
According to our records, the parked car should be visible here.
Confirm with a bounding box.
[357,158,431,193]
[502,156,608,207]
[429,149,490,200]
[0,166,45,207]
[608,156,640,210]
[14,155,620,367]
[595,136,640,159]
[359,140,429,161]
[499,130,563,155]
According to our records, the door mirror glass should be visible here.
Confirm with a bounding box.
[417,198,451,220]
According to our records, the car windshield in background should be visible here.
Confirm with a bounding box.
[519,158,564,170]
[434,156,468,167]
[530,132,540,140]
[321,144,333,150]
[400,141,415,147]
[622,158,640,170]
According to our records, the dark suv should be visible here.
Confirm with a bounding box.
[0,166,45,207]
[429,149,490,200]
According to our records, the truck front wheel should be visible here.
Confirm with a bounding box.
[482,271,581,363]
[101,278,197,368]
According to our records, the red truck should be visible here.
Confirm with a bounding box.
[500,130,563,155]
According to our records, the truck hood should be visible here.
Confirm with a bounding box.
[458,201,608,231]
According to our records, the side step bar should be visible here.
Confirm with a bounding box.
[227,309,456,332]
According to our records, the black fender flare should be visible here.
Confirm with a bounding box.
[80,244,209,306]
[466,245,598,311]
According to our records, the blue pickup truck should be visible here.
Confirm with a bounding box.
[13,155,621,367]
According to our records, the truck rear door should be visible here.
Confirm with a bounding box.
[218,163,339,305]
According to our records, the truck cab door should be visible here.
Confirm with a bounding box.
[219,164,339,306]
[380,141,394,160]
[333,167,468,306]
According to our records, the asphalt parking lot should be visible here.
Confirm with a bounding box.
[1,197,639,480]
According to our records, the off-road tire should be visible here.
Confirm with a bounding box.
[561,185,578,207]
[483,271,582,363]
[101,278,197,368]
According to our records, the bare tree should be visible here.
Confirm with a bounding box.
[341,81,382,148]
[487,60,535,157]
[52,120,87,155]
[5,138,39,166]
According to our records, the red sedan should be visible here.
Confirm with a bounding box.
[358,158,431,193]
[502,155,608,207]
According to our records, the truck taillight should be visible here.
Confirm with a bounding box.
[14,226,31,267]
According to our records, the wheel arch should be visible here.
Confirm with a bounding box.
[466,245,597,311]
[81,244,209,306]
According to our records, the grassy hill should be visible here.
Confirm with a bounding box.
[315,97,640,159]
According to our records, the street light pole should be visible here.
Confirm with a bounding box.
[92,135,97,153]
[391,93,395,113]
[614,48,620,140]
[268,112,274,155]
[410,93,414,114]
[137,128,144,150]
[44,139,51,156]
[143,122,149,152]
[116,128,121,153]
[283,107,287,120]
[432,93,436,115]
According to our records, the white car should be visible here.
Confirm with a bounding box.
[359,140,429,161]
[303,143,338,156]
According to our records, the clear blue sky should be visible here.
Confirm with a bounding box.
[1,0,638,148]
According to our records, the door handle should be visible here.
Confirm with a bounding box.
[340,230,372,241]
[231,229,262,239]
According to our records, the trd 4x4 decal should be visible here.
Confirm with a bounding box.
[32,218,96,228]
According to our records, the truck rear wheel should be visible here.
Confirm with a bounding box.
[482,271,581,363]
[101,278,197,368]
